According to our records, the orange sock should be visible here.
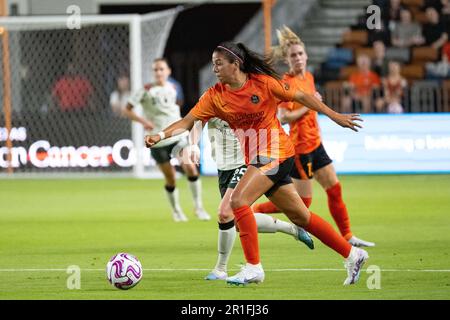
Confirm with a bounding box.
[252,201,281,213]
[326,182,352,240]
[233,205,260,264]
[301,197,312,208]
[305,212,352,258]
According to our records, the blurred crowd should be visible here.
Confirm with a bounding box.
[319,0,450,113]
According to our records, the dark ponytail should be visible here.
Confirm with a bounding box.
[214,41,281,80]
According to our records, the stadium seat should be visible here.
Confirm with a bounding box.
[355,47,375,60]
[412,46,439,63]
[401,0,424,7]
[339,65,359,80]
[408,5,419,12]
[325,48,353,69]
[413,11,428,24]
[410,80,441,112]
[342,30,368,46]
[401,64,425,81]
[386,47,410,63]
[342,43,364,52]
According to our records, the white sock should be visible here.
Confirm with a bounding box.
[215,224,236,272]
[247,262,263,270]
[346,246,357,260]
[254,213,297,237]
[188,178,203,209]
[165,187,182,213]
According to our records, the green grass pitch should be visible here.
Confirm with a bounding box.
[0,175,449,300]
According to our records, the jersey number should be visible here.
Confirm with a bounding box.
[232,167,247,183]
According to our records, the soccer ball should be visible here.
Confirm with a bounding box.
[106,253,143,290]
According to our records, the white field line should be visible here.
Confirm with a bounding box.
[0,268,449,272]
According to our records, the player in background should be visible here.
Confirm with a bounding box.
[253,27,375,248]
[124,58,210,222]
[185,118,314,281]
[145,42,368,286]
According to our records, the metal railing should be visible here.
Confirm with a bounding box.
[321,80,450,113]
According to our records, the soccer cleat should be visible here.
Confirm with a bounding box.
[195,208,211,221]
[172,210,188,222]
[204,269,227,281]
[296,226,315,250]
[226,263,265,286]
[343,247,369,285]
[348,236,375,247]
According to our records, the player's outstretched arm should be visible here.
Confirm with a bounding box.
[123,103,154,131]
[278,106,309,124]
[293,91,363,132]
[145,113,198,148]
[278,91,322,124]
[182,120,204,164]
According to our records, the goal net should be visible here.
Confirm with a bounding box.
[0,7,181,178]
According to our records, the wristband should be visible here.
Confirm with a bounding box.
[157,131,166,140]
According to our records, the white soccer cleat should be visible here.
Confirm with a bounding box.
[348,236,375,247]
[195,208,211,221]
[172,210,188,222]
[204,269,227,281]
[343,247,369,285]
[226,263,265,286]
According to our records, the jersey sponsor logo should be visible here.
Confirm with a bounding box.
[227,111,264,122]
[250,95,260,104]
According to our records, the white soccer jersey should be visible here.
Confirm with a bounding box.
[128,82,186,148]
[207,117,245,171]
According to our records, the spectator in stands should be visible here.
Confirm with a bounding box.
[386,0,404,29]
[51,62,94,112]
[368,0,395,46]
[372,40,390,77]
[441,0,450,34]
[422,0,444,12]
[342,54,381,113]
[391,8,425,48]
[109,75,130,116]
[443,41,450,61]
[368,18,391,46]
[376,61,407,113]
[442,0,450,11]
[422,7,448,49]
[425,41,450,78]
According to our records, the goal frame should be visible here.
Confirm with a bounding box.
[0,7,182,179]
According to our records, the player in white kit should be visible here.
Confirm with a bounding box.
[124,58,210,222]
[187,118,314,281]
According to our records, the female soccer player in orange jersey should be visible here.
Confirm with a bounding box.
[145,41,368,286]
[253,27,375,248]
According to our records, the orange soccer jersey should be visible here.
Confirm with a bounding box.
[279,72,321,155]
[189,73,296,164]
[349,70,381,97]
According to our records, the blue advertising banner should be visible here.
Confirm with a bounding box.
[200,114,450,175]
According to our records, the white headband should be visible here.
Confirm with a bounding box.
[217,45,244,64]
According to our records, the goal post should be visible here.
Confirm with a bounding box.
[0,7,182,178]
